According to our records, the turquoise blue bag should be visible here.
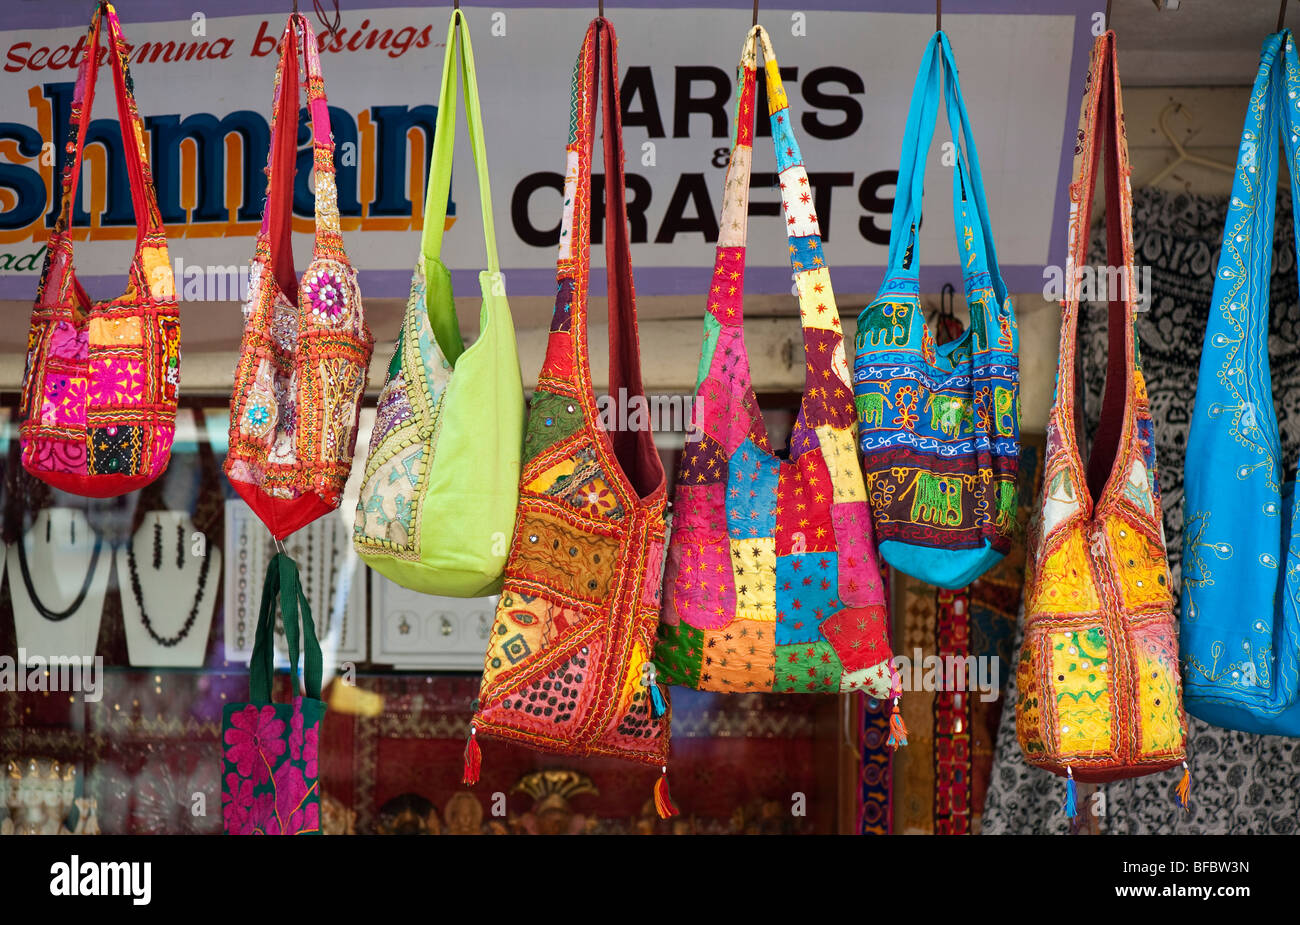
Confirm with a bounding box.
[853,32,1019,589]
[1182,29,1300,736]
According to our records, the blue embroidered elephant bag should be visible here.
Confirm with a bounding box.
[852,32,1019,589]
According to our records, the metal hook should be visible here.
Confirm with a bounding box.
[936,0,941,32]
[1280,0,1289,32]
[753,0,759,27]
[599,0,604,17]
[1105,0,1112,29]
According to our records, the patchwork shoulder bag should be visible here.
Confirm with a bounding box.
[466,18,673,801]
[653,26,892,701]
[353,10,524,597]
[1017,33,1187,806]
[225,14,374,540]
[222,553,323,835]
[852,32,1020,589]
[20,2,179,498]
[1181,28,1300,737]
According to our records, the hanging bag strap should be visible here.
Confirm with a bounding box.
[260,14,340,299]
[564,18,648,414]
[57,2,164,241]
[419,10,502,364]
[887,32,1005,303]
[249,552,322,704]
[1057,32,1136,497]
[708,27,840,342]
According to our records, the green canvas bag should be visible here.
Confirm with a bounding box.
[353,10,524,597]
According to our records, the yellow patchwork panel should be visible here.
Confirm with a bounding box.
[814,424,867,502]
[88,316,142,347]
[764,59,788,113]
[1051,627,1112,756]
[1024,530,1101,615]
[1106,518,1174,611]
[796,270,838,331]
[1135,631,1184,756]
[731,536,776,622]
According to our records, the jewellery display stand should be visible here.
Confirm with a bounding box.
[223,498,366,668]
[6,508,110,659]
[117,510,220,667]
[369,573,496,670]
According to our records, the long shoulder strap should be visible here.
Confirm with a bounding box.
[421,10,501,274]
[57,2,164,241]
[260,15,341,297]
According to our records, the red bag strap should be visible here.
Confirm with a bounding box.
[57,2,163,241]
[1059,32,1136,500]
[259,14,341,299]
[565,18,646,411]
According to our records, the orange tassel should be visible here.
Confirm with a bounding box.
[1174,761,1191,812]
[886,699,909,750]
[653,769,678,819]
[462,727,481,785]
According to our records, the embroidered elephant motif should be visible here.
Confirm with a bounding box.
[967,296,991,353]
[908,471,964,527]
[925,393,973,438]
[994,478,1018,533]
[855,301,913,349]
[994,386,1017,437]
[855,390,893,427]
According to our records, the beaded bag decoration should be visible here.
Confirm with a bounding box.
[1181,28,1300,737]
[852,32,1020,589]
[1017,33,1187,812]
[653,26,894,704]
[225,14,374,540]
[19,2,180,498]
[353,10,525,597]
[466,18,674,810]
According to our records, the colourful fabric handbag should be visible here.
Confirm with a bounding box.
[653,26,892,701]
[19,2,179,499]
[1181,28,1300,737]
[353,11,524,597]
[852,32,1020,589]
[1017,33,1187,799]
[466,18,672,797]
[225,14,374,540]
[222,553,323,835]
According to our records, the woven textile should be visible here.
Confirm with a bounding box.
[1017,32,1186,784]
[225,15,373,540]
[469,18,670,767]
[853,32,1020,589]
[20,2,179,498]
[654,26,891,699]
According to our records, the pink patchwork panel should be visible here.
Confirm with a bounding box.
[42,372,87,429]
[831,500,885,607]
[88,355,146,408]
[672,482,728,544]
[670,540,736,631]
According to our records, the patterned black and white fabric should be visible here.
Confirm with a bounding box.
[982,186,1300,835]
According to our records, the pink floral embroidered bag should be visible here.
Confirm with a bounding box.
[225,14,374,539]
[222,553,323,835]
[19,2,180,498]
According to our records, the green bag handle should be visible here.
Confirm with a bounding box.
[420,10,500,363]
[249,552,323,704]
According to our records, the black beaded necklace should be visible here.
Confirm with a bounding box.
[15,521,103,623]
[126,524,212,648]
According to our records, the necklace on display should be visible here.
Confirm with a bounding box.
[16,518,103,623]
[126,524,212,648]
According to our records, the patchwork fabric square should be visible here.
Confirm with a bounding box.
[89,424,143,476]
[775,551,839,645]
[773,640,843,693]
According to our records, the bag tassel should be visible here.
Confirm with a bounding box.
[653,767,678,819]
[648,679,668,719]
[1063,766,1078,821]
[1174,760,1191,812]
[886,698,909,750]
[462,726,481,786]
